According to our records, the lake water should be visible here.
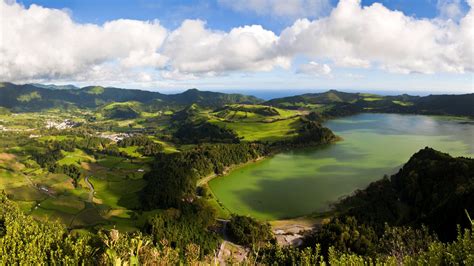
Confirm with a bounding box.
[208,113,474,220]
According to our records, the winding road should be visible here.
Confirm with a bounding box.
[84,176,94,202]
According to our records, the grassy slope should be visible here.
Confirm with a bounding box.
[210,117,301,142]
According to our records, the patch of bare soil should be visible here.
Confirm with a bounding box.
[0,153,16,160]
[270,217,328,247]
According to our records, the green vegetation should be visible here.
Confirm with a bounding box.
[227,215,273,247]
[57,149,94,166]
[211,117,301,142]
[102,104,140,119]
[392,100,414,106]
[1,192,473,264]
[17,91,41,102]
[141,143,267,209]
[266,89,474,117]
[336,147,474,241]
[86,86,105,95]
[0,82,262,111]
[145,200,220,258]
[213,104,299,122]
[0,83,473,264]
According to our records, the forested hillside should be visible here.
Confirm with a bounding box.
[334,147,474,241]
[266,90,474,117]
[0,82,261,111]
[1,82,472,117]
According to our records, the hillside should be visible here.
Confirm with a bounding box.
[266,90,474,117]
[1,83,472,117]
[265,90,363,108]
[212,104,299,122]
[0,82,262,111]
[336,147,474,241]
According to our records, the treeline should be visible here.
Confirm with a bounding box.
[173,122,240,144]
[171,104,241,144]
[292,118,337,145]
[118,135,164,156]
[322,102,363,118]
[141,143,267,209]
[268,117,337,149]
[32,147,64,170]
[31,146,83,186]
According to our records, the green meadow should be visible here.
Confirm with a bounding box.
[58,149,95,166]
[210,117,302,142]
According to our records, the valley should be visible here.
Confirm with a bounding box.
[0,82,473,264]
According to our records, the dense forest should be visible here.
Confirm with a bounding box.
[141,143,268,209]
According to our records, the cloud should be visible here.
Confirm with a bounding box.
[0,0,473,85]
[0,1,289,82]
[218,0,331,18]
[0,1,169,82]
[437,0,465,20]
[278,0,474,74]
[162,20,290,77]
[297,61,331,76]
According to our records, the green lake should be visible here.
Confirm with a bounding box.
[208,113,474,220]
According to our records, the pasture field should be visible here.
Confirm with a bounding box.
[118,146,141,157]
[58,148,95,166]
[392,100,414,106]
[211,104,300,123]
[363,97,383,101]
[89,175,145,209]
[210,117,302,142]
[0,130,154,230]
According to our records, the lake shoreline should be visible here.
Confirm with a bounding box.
[206,113,474,222]
[198,135,342,188]
[199,137,342,222]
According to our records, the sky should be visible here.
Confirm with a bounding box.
[0,0,473,94]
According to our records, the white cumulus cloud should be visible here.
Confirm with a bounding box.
[162,19,290,78]
[0,1,168,82]
[278,0,474,74]
[0,0,473,85]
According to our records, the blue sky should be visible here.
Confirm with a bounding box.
[18,0,465,31]
[4,0,473,94]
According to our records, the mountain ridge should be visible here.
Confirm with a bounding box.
[0,82,263,111]
[0,82,472,117]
